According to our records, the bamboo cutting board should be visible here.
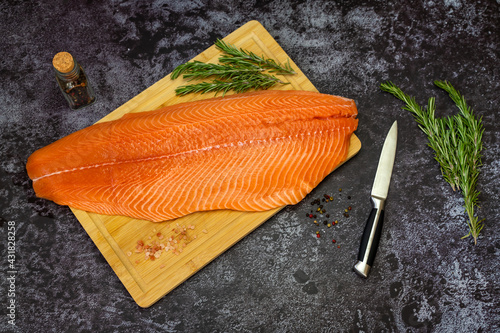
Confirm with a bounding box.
[71,20,361,307]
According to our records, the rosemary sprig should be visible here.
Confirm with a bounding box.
[170,61,263,81]
[175,73,286,96]
[380,80,485,245]
[214,39,296,75]
[171,39,296,96]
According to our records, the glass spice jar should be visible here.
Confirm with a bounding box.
[52,52,96,110]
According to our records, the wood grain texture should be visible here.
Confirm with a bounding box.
[70,20,361,307]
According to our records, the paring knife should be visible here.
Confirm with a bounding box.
[353,121,398,278]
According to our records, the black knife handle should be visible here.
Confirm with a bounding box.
[353,197,385,278]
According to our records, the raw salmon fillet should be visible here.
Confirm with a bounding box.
[27,90,358,222]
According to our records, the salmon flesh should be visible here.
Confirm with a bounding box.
[27,90,358,222]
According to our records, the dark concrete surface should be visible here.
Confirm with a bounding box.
[1,1,499,332]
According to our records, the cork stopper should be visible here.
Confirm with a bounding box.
[53,52,75,73]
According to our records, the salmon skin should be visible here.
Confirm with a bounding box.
[27,90,358,222]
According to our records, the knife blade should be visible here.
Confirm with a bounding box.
[353,121,398,278]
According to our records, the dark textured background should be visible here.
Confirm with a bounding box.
[1,1,499,332]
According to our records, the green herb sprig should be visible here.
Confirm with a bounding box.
[175,74,288,96]
[171,39,296,96]
[380,80,485,245]
[171,61,263,81]
[214,39,296,75]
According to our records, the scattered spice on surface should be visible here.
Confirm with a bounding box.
[131,224,201,265]
[304,190,354,245]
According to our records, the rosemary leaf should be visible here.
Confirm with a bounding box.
[380,81,485,244]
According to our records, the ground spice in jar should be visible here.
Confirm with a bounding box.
[53,52,96,110]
